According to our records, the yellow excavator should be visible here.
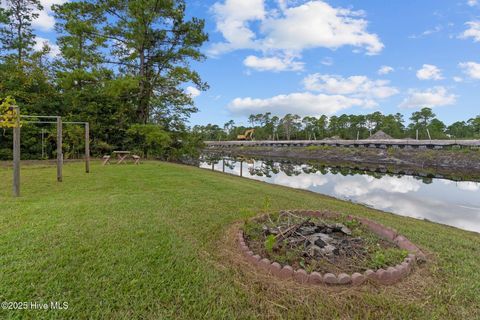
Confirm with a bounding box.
[237,129,255,140]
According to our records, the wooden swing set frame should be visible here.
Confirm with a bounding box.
[2,106,90,197]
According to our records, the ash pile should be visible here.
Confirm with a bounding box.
[263,212,366,260]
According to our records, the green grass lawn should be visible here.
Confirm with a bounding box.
[0,162,479,319]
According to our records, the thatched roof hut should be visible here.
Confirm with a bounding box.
[367,130,393,140]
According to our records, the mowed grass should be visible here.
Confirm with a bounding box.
[0,161,479,319]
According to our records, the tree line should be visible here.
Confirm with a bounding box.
[193,108,480,141]
[0,0,207,160]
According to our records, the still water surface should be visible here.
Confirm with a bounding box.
[200,158,480,233]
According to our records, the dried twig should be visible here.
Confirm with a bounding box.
[275,224,298,240]
[286,211,303,219]
[275,218,310,241]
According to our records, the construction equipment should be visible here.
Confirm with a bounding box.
[237,129,255,140]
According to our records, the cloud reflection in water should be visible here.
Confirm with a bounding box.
[200,159,480,233]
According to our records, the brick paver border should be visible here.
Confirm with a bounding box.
[238,210,426,286]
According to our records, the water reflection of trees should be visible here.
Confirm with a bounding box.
[200,153,437,184]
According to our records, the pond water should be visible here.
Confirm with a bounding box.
[199,157,480,233]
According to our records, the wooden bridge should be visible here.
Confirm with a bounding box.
[205,139,480,150]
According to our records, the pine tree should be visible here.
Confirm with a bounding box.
[52,1,106,91]
[99,0,209,125]
[0,0,57,115]
[0,0,42,64]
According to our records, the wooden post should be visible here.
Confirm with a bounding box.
[211,162,214,171]
[57,116,63,182]
[240,160,243,177]
[85,122,90,173]
[416,129,419,140]
[41,129,45,159]
[222,158,225,172]
[13,106,20,197]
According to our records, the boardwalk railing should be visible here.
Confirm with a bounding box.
[205,139,480,149]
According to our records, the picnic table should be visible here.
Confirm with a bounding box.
[102,151,141,165]
[113,151,131,164]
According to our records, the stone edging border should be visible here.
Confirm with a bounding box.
[237,210,426,286]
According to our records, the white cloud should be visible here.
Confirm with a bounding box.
[227,71,399,117]
[378,65,394,75]
[260,1,383,55]
[460,21,480,42]
[457,181,480,191]
[210,0,383,57]
[273,172,328,189]
[34,37,60,57]
[459,61,480,79]
[453,76,463,82]
[416,64,444,80]
[228,92,365,117]
[243,54,304,71]
[186,86,201,98]
[334,176,420,197]
[210,0,265,54]
[399,87,457,109]
[32,0,67,31]
[303,74,399,99]
[409,25,443,39]
[467,0,478,6]
[33,9,56,31]
[321,57,334,66]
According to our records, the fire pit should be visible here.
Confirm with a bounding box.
[238,210,425,285]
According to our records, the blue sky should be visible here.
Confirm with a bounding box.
[32,0,480,127]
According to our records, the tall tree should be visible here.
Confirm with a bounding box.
[328,115,340,137]
[248,114,256,127]
[380,113,405,138]
[365,111,383,136]
[100,0,208,124]
[410,107,435,127]
[223,119,235,136]
[302,116,317,140]
[280,114,300,140]
[428,118,447,139]
[447,121,472,139]
[271,115,279,140]
[316,115,328,139]
[0,0,58,115]
[52,1,134,151]
[53,1,107,92]
[409,108,440,139]
[468,116,480,137]
[0,0,42,64]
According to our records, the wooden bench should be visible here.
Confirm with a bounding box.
[132,155,140,165]
[102,155,111,165]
